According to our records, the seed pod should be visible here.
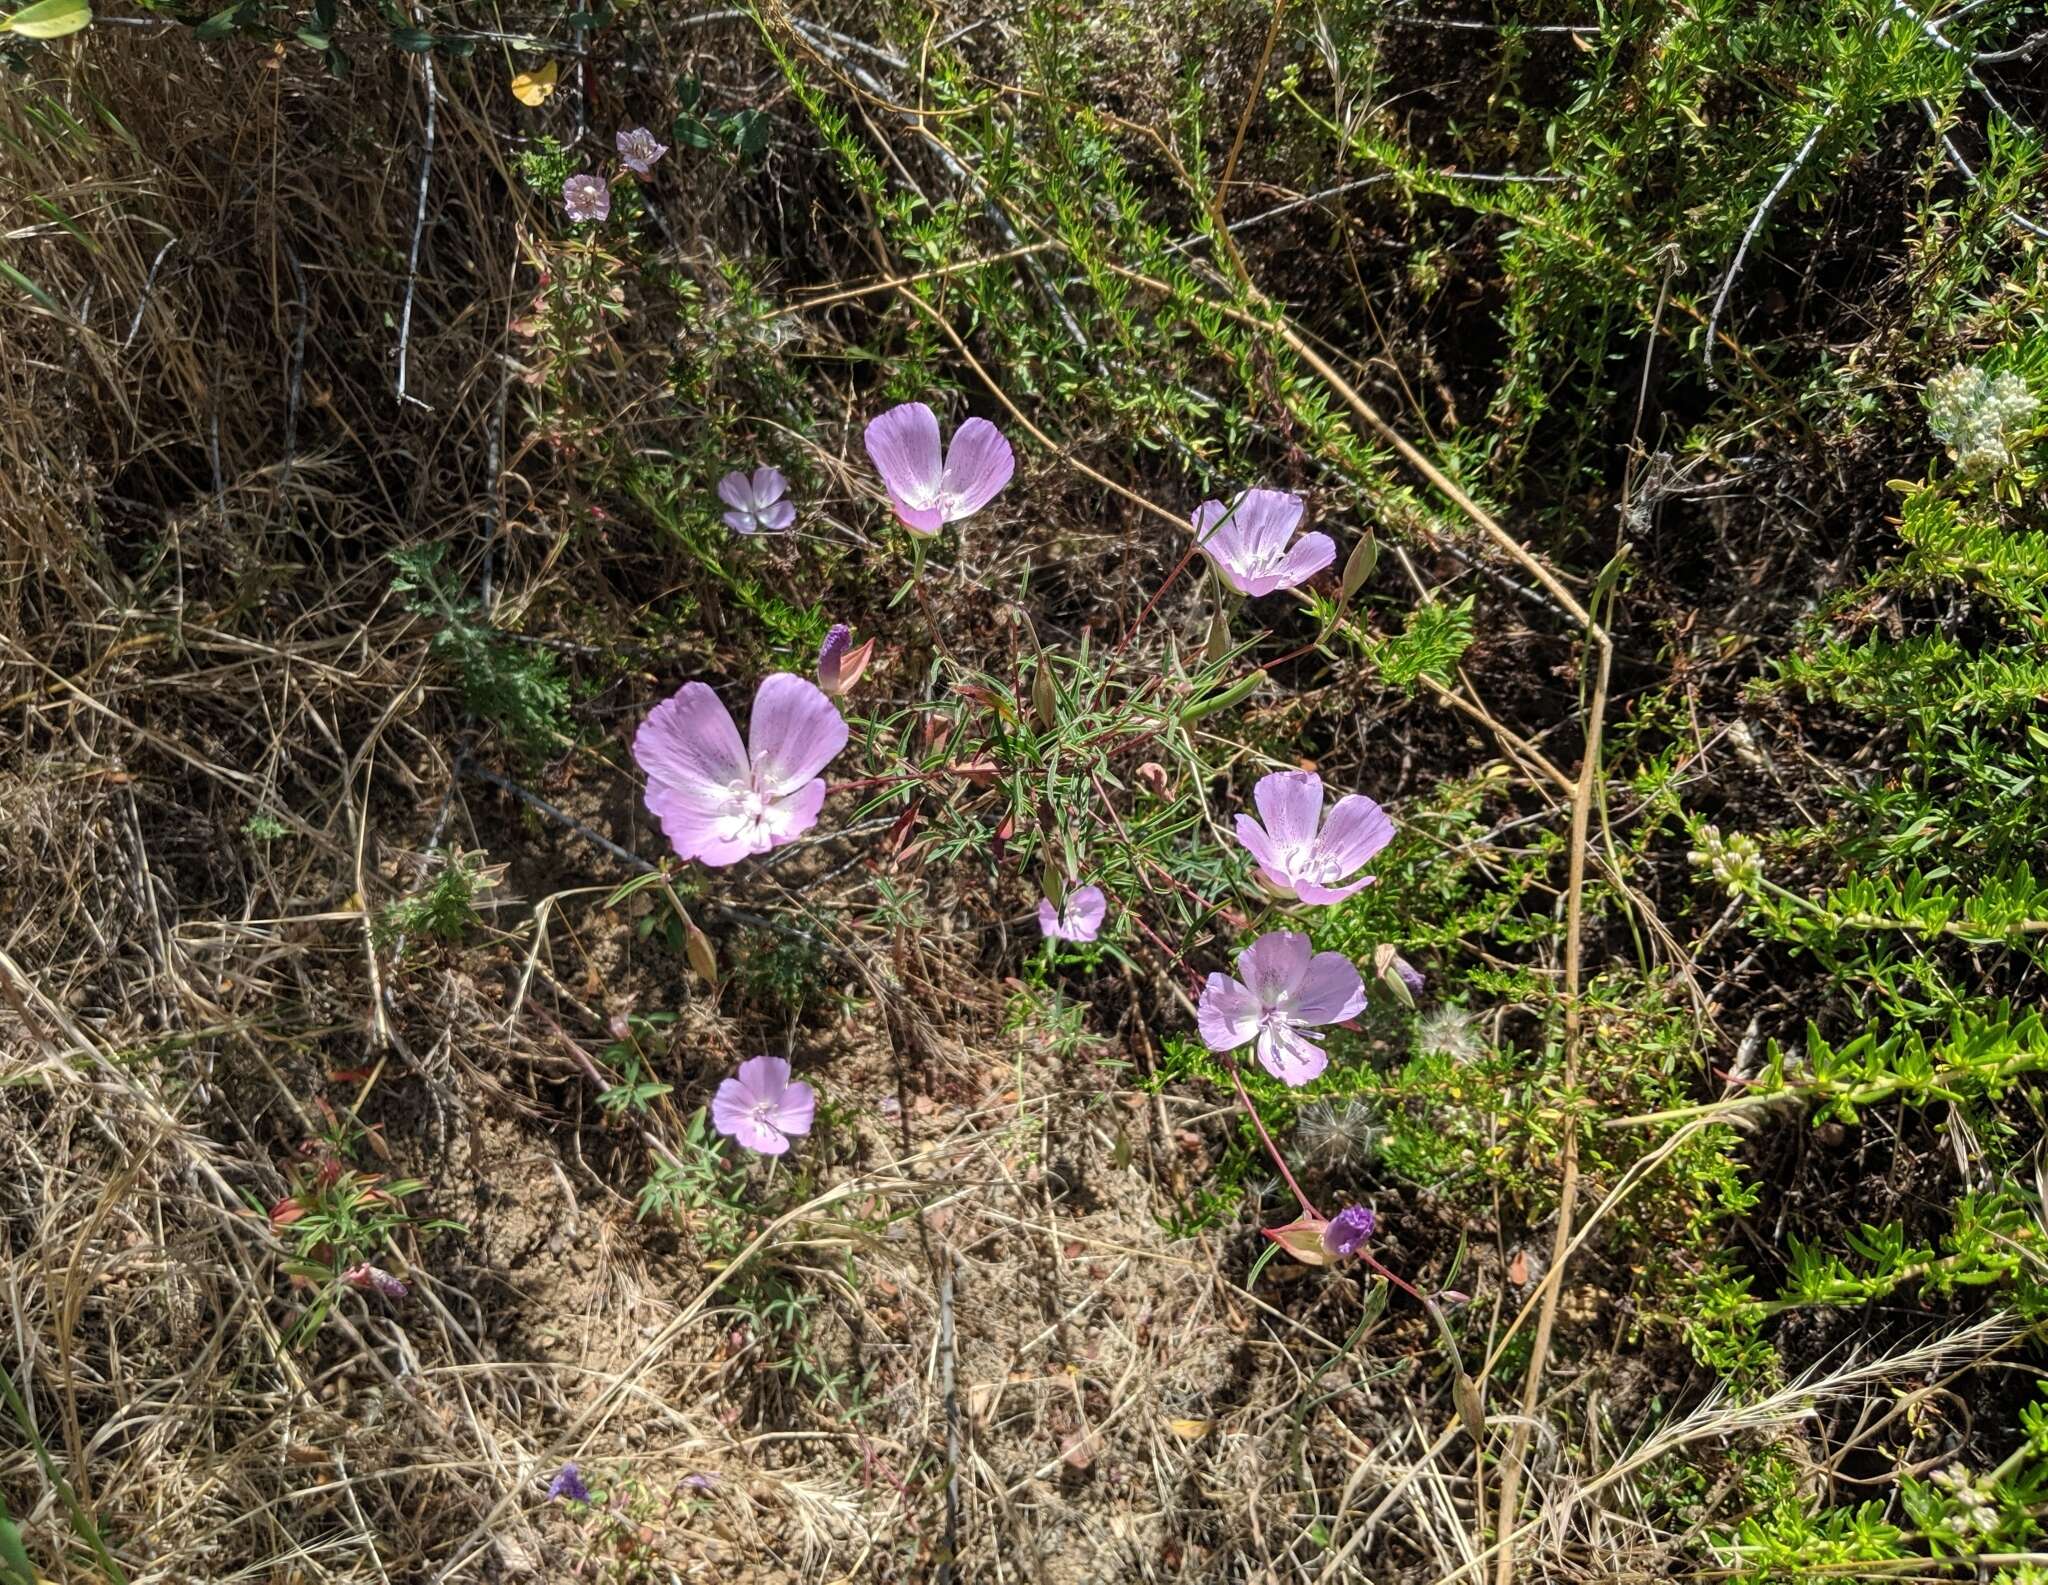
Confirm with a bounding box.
[1031,659,1058,732]
[1204,601,1231,665]
[1340,532,1379,604]
[685,920,718,986]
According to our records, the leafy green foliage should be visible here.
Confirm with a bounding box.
[388,545,571,754]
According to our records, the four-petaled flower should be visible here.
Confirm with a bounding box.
[546,1463,590,1503]
[616,126,669,175]
[562,174,610,223]
[713,1055,817,1156]
[718,465,795,535]
[863,401,1014,534]
[1196,930,1366,1086]
[1193,489,1335,597]
[1038,885,1107,943]
[634,673,847,865]
[1236,770,1394,905]
[1322,1205,1377,1258]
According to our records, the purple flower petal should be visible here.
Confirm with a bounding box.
[1040,884,1107,942]
[635,683,749,818]
[938,417,1015,518]
[1288,951,1368,1024]
[746,672,850,797]
[773,1079,817,1137]
[1237,930,1311,1006]
[1254,771,1324,856]
[1196,972,1261,1051]
[547,1463,591,1503]
[865,402,944,521]
[1275,531,1337,587]
[1322,1205,1376,1257]
[749,466,788,507]
[1255,1021,1329,1086]
[758,499,796,533]
[718,471,755,512]
[1317,794,1396,874]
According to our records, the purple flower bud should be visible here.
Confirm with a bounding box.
[339,1262,408,1299]
[546,1462,590,1503]
[1321,1205,1376,1258]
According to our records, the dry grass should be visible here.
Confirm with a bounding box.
[3,8,2036,1585]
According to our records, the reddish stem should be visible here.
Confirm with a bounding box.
[1228,1061,1321,1224]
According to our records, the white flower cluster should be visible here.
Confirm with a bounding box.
[1929,1462,2001,1536]
[1688,825,1763,897]
[1925,363,2040,477]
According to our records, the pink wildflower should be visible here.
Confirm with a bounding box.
[616,126,668,175]
[1196,930,1366,1086]
[718,466,795,535]
[862,401,1014,534]
[634,674,847,866]
[562,174,610,223]
[1037,885,1107,943]
[712,1055,817,1156]
[1235,770,1394,904]
[1192,489,1335,597]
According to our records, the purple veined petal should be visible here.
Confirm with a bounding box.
[735,1054,793,1103]
[1322,1205,1376,1256]
[718,471,755,512]
[1288,950,1368,1024]
[729,1109,791,1154]
[887,493,946,535]
[758,498,797,533]
[635,683,749,814]
[1273,530,1337,587]
[643,788,738,866]
[1190,498,1232,543]
[1252,771,1325,860]
[819,624,851,670]
[1196,972,1261,1051]
[864,402,944,513]
[1228,488,1305,548]
[1233,812,1289,883]
[722,509,760,536]
[1236,930,1312,1008]
[938,417,1014,519]
[1316,794,1396,876]
[773,1078,817,1137]
[1292,874,1375,906]
[1256,1021,1329,1086]
[1064,885,1107,939]
[754,777,827,846]
[745,673,848,796]
[1036,898,1061,937]
[749,466,789,507]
